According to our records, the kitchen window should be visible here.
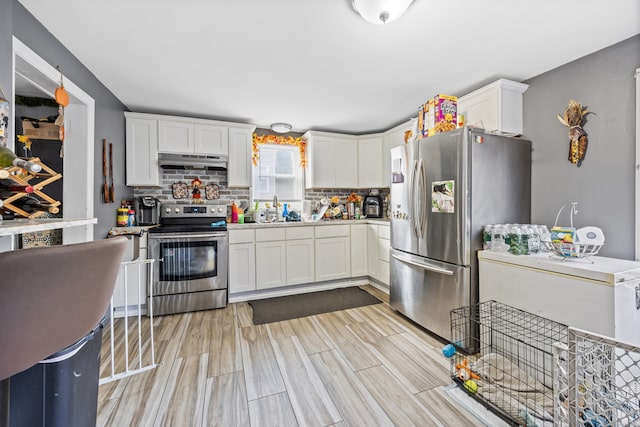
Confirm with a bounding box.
[252,144,303,203]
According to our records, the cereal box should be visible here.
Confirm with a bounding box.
[417,104,425,138]
[428,94,457,136]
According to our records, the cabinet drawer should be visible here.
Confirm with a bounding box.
[378,238,390,262]
[315,225,350,238]
[229,229,254,244]
[255,227,286,242]
[286,226,314,240]
[378,225,390,240]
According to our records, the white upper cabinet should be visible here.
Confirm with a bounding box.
[159,120,229,155]
[457,78,529,136]
[194,124,228,155]
[158,120,194,154]
[227,125,255,188]
[124,112,254,188]
[125,112,160,186]
[357,135,383,188]
[304,131,358,189]
[381,120,413,188]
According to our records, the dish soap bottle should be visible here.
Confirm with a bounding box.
[282,203,289,221]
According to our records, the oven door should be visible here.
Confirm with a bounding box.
[149,232,228,297]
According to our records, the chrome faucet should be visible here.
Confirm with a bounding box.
[273,195,279,222]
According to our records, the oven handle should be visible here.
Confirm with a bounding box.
[149,232,228,239]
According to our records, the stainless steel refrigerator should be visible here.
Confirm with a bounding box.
[389,128,531,341]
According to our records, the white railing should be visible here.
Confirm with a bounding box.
[100,258,158,385]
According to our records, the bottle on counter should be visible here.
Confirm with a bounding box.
[117,202,128,227]
[282,203,289,221]
[127,208,136,226]
[0,145,42,173]
[231,202,238,223]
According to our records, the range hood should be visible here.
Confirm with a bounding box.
[158,152,228,170]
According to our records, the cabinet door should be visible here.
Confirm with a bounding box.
[228,127,253,188]
[335,138,358,188]
[286,239,315,285]
[382,128,407,188]
[158,120,194,154]
[350,224,368,277]
[256,241,287,289]
[315,237,350,282]
[357,136,382,188]
[308,137,336,189]
[194,124,228,155]
[229,243,256,294]
[125,116,159,186]
[367,224,379,279]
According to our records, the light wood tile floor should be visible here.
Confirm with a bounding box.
[97,285,491,426]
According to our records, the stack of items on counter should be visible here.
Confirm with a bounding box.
[483,224,551,255]
[416,94,461,138]
[116,200,136,227]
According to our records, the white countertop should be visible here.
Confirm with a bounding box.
[227,218,389,230]
[478,250,640,285]
[0,218,97,236]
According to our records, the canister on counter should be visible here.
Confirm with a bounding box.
[117,207,128,226]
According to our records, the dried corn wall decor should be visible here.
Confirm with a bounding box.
[557,99,594,166]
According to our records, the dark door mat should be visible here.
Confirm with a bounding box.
[248,287,382,325]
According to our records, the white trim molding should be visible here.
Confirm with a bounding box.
[12,37,96,244]
[635,68,640,260]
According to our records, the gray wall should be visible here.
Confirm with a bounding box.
[524,35,640,260]
[8,1,132,240]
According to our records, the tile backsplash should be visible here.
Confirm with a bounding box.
[133,170,388,217]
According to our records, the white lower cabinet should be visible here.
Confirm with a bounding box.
[286,239,315,285]
[350,224,367,277]
[229,229,256,293]
[286,227,315,285]
[378,225,390,285]
[367,224,379,279]
[255,228,287,289]
[256,241,287,289]
[315,225,351,282]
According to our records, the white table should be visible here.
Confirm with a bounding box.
[478,250,640,346]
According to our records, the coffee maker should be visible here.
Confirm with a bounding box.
[135,196,160,225]
[363,190,383,218]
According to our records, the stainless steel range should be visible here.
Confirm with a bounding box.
[148,203,228,316]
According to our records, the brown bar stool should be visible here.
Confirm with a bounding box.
[0,237,127,426]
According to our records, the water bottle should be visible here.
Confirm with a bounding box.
[491,225,505,252]
[527,225,540,254]
[282,203,289,220]
[538,225,551,252]
[508,224,526,255]
[482,225,493,250]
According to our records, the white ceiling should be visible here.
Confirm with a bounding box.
[17,0,640,134]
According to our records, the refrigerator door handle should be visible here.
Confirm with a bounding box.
[417,158,427,237]
[409,160,419,238]
[392,253,454,276]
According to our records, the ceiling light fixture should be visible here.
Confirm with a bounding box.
[352,0,414,25]
[270,122,292,133]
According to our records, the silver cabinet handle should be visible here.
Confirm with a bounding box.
[636,285,639,310]
[392,254,454,276]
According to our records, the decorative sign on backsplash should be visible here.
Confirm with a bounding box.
[172,182,188,199]
[205,183,220,200]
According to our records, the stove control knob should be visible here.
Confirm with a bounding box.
[175,208,180,214]
[217,207,224,213]
[165,207,171,214]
